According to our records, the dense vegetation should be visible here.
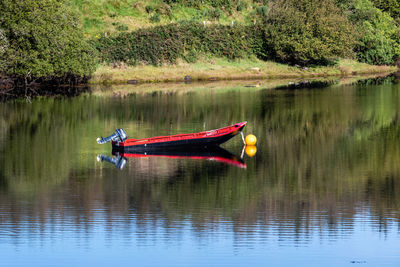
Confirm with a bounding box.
[355,0,400,65]
[94,23,264,66]
[93,0,400,67]
[1,0,400,87]
[371,0,400,21]
[263,0,356,65]
[0,0,97,86]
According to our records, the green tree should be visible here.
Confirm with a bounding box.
[350,0,400,65]
[0,0,97,83]
[263,0,356,65]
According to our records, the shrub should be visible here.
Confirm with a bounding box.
[184,50,199,63]
[208,8,223,20]
[149,13,161,23]
[256,6,268,17]
[115,23,129,32]
[94,22,265,66]
[237,1,248,11]
[145,5,154,14]
[263,0,356,65]
[0,0,97,80]
[350,0,400,65]
[156,4,173,17]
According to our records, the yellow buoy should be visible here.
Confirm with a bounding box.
[245,134,257,146]
[245,145,257,157]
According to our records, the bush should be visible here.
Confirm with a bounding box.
[237,1,248,11]
[115,24,129,32]
[94,22,265,66]
[0,0,97,80]
[208,8,223,20]
[184,50,199,63]
[371,0,400,20]
[145,5,154,14]
[149,13,161,23]
[350,0,400,65]
[256,6,269,17]
[263,0,356,65]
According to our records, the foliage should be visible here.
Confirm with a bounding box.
[1,0,398,83]
[112,22,129,32]
[237,1,248,11]
[349,0,400,65]
[206,8,223,20]
[149,13,161,23]
[94,22,265,66]
[145,5,155,14]
[0,29,7,71]
[0,0,97,80]
[256,6,269,17]
[263,0,356,65]
[371,0,400,20]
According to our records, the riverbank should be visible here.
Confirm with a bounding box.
[89,58,398,85]
[90,73,393,98]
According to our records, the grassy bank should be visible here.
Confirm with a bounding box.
[90,74,392,98]
[89,58,398,85]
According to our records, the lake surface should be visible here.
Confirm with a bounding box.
[1,77,400,266]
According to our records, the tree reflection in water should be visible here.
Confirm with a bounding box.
[0,77,400,246]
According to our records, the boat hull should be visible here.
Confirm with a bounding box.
[112,122,246,152]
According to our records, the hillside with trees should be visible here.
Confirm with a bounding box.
[90,0,400,67]
[1,0,400,89]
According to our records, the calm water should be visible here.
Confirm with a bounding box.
[1,77,400,266]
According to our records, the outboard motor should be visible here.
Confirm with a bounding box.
[97,128,127,144]
[97,154,127,170]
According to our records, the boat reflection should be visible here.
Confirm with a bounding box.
[97,154,128,170]
[97,146,247,170]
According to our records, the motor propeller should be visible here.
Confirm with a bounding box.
[97,154,127,170]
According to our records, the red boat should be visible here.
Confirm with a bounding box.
[97,122,247,152]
